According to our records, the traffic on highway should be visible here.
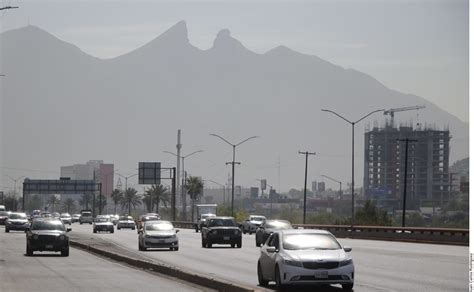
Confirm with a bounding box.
[1,209,467,291]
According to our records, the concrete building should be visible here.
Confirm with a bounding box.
[364,125,450,208]
[60,160,114,197]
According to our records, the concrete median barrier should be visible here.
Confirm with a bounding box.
[69,237,258,292]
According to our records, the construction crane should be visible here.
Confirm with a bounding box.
[383,105,425,128]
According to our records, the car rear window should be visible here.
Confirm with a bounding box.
[208,219,236,227]
[31,220,65,231]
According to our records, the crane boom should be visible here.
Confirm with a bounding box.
[383,105,425,128]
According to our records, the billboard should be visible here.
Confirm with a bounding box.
[260,179,267,190]
[138,162,161,185]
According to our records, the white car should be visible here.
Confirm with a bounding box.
[138,220,179,251]
[257,229,354,290]
[60,213,72,225]
[241,215,266,234]
[117,216,136,230]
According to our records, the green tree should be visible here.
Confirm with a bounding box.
[110,189,123,214]
[4,193,20,211]
[121,187,142,215]
[26,195,43,212]
[48,195,60,212]
[186,176,204,221]
[145,184,170,213]
[61,198,76,214]
[355,200,392,226]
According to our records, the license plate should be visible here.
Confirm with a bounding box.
[223,236,230,240]
[315,271,328,279]
[45,244,53,249]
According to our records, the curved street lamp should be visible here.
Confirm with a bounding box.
[210,134,259,216]
[321,108,383,227]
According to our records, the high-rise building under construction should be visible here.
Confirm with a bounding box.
[363,125,450,208]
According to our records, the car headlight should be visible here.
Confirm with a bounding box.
[234,230,240,235]
[59,235,65,241]
[211,230,217,234]
[171,234,177,239]
[339,258,353,267]
[33,234,39,240]
[283,258,303,267]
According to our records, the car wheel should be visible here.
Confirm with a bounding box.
[26,243,33,256]
[195,227,199,233]
[342,283,354,291]
[61,247,69,257]
[80,222,83,225]
[201,238,206,248]
[207,241,212,248]
[5,228,9,233]
[257,261,269,287]
[93,229,97,233]
[256,239,260,247]
[132,227,135,230]
[111,229,114,233]
[243,229,247,235]
[138,242,144,251]
[237,241,242,248]
[275,265,284,290]
[231,243,236,248]
[89,222,92,225]
[174,247,179,251]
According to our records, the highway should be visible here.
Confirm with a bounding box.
[0,226,212,292]
[70,223,468,291]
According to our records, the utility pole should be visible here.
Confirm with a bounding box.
[171,167,176,221]
[397,138,417,228]
[298,151,316,224]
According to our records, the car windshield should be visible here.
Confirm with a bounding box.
[208,219,236,227]
[9,213,27,219]
[145,222,174,231]
[82,212,92,217]
[120,216,133,220]
[265,221,292,229]
[61,214,71,218]
[31,220,65,231]
[282,233,341,250]
[143,216,158,221]
[250,216,265,221]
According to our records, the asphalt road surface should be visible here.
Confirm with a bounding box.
[0,226,211,292]
[71,223,468,291]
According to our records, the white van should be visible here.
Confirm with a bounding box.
[0,205,5,211]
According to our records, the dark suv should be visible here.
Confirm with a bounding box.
[201,217,242,248]
[26,218,71,256]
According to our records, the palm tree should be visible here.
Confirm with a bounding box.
[145,184,170,213]
[111,189,123,214]
[48,195,60,212]
[186,176,204,222]
[121,187,142,215]
[62,198,75,214]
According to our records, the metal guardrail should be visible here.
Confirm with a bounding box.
[171,221,468,246]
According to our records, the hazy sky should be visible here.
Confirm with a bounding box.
[0,0,468,123]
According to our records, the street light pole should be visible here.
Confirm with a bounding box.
[322,108,384,227]
[0,6,18,10]
[210,134,259,217]
[321,174,343,199]
[164,150,203,220]
[207,180,226,205]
